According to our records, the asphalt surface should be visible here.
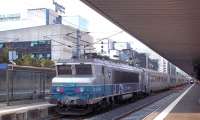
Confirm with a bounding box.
[120,85,189,120]
[123,91,180,120]
[164,84,200,120]
[83,90,173,120]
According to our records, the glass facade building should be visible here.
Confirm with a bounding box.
[0,24,94,62]
[0,40,51,60]
[0,8,62,31]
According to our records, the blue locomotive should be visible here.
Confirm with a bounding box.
[49,59,188,115]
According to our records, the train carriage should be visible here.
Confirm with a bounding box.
[146,70,170,92]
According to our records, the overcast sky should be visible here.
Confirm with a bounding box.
[0,0,162,59]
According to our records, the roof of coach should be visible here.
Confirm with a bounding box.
[56,59,143,72]
[143,68,168,76]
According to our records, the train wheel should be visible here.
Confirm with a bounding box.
[108,97,114,107]
[114,95,123,104]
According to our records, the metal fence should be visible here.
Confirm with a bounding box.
[0,65,56,103]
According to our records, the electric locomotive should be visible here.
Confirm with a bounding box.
[50,59,146,114]
[49,58,188,115]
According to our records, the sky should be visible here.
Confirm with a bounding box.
[0,0,190,75]
[0,0,162,59]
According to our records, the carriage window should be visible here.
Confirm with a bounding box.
[57,65,72,75]
[75,64,92,75]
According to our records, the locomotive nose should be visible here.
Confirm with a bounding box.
[62,96,81,105]
[56,87,64,94]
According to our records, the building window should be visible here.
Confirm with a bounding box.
[0,43,4,48]
[39,54,43,58]
[30,40,51,47]
[46,41,50,44]
[31,41,38,47]
[47,53,51,58]
[31,54,34,58]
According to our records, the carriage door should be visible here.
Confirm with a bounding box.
[140,71,146,92]
[143,70,150,93]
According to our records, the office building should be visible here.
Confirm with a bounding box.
[0,8,62,31]
[0,24,93,62]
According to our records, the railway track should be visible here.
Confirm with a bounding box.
[44,114,64,120]
[46,93,169,120]
[88,91,173,120]
[114,85,188,120]
[44,114,85,120]
[46,89,180,120]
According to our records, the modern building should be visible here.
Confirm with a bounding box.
[109,50,120,60]
[0,24,94,62]
[168,62,176,76]
[157,57,177,74]
[62,16,89,31]
[119,49,134,62]
[0,8,62,31]
[158,58,169,73]
[148,59,159,71]
[114,42,131,50]
[0,4,93,62]
[97,40,159,70]
[97,39,114,56]
[96,40,132,59]
[134,52,148,68]
[119,49,159,70]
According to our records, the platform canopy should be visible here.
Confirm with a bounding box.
[81,0,200,76]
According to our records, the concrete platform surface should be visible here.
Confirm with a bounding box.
[0,102,53,116]
[154,84,200,120]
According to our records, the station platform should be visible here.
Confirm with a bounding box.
[154,84,200,120]
[0,101,55,120]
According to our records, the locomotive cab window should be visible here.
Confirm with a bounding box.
[57,65,72,75]
[75,64,92,75]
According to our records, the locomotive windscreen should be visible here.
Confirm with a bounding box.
[113,70,139,83]
[57,65,72,75]
[75,64,92,75]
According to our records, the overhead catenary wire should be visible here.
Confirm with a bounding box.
[43,34,92,48]
[43,35,72,48]
[85,31,124,47]
[43,30,124,50]
[43,35,95,51]
[24,11,125,47]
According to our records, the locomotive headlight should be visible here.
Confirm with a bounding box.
[56,87,60,92]
[75,87,84,93]
[80,87,84,92]
[56,87,64,93]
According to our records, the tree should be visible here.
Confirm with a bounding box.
[32,58,42,67]
[15,54,37,66]
[22,55,33,66]
[40,59,55,68]
[14,54,55,68]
